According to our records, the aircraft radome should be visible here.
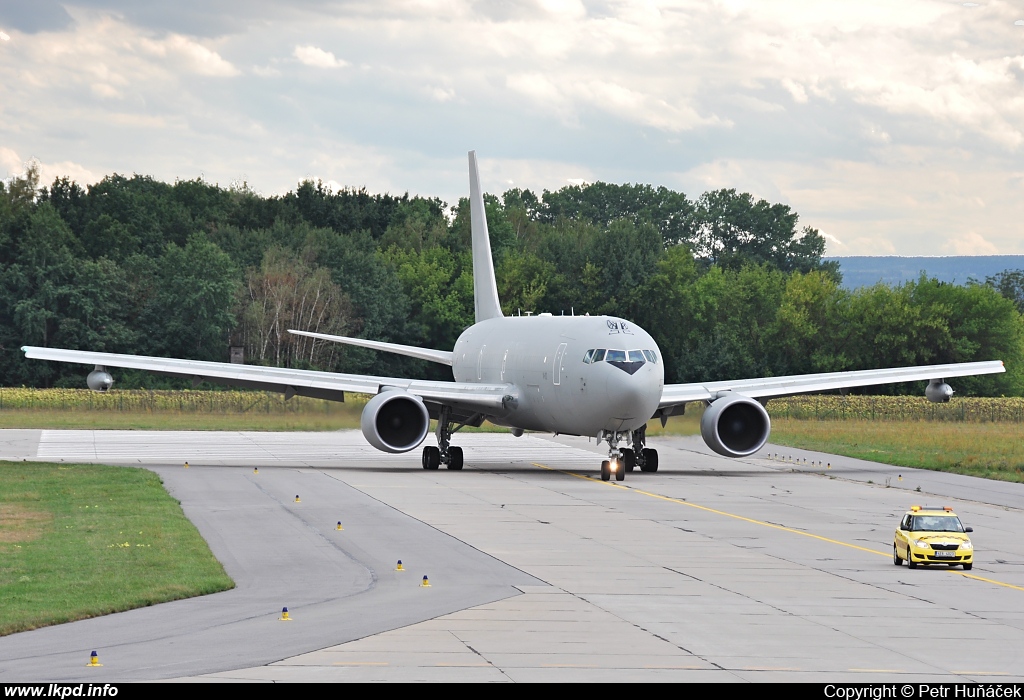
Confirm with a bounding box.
[23,152,1005,482]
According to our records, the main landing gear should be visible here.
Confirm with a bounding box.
[598,427,659,482]
[421,406,465,471]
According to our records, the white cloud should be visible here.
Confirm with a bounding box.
[0,147,23,177]
[1,147,100,186]
[942,231,999,255]
[139,34,240,77]
[293,45,348,69]
[0,31,10,42]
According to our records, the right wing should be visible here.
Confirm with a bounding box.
[21,346,513,418]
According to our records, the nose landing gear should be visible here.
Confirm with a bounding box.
[598,431,628,482]
[596,427,660,480]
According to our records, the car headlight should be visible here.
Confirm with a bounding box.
[961,541,973,551]
[914,540,930,549]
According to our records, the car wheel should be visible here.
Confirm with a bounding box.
[963,562,973,571]
[907,548,917,569]
[893,544,902,566]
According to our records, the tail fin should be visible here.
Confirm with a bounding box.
[468,151,504,322]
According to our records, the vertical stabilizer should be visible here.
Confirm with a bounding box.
[468,151,504,322]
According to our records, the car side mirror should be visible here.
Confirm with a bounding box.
[965,527,973,533]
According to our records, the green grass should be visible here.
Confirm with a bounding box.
[768,418,1024,483]
[0,461,234,636]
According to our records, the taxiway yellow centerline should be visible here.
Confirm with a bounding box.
[532,463,1024,593]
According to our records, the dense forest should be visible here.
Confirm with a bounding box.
[2,164,1022,396]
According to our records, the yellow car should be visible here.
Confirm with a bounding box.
[894,505,974,570]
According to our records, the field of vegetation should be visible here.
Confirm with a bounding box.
[0,388,366,430]
[0,460,234,636]
[764,396,1024,483]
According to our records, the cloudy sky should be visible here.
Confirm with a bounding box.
[1,0,1022,255]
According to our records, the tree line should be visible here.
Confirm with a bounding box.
[1,163,1021,396]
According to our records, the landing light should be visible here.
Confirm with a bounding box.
[610,460,618,472]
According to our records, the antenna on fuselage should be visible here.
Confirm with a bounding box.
[468,151,504,323]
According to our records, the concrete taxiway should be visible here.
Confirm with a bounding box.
[2,429,1024,682]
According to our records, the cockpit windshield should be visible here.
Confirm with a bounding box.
[583,349,658,365]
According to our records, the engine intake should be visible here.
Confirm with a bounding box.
[701,393,771,458]
[360,390,430,453]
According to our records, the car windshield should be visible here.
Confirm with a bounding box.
[910,515,964,533]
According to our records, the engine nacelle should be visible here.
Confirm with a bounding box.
[87,366,114,392]
[360,390,430,453]
[700,393,771,458]
[925,379,953,403]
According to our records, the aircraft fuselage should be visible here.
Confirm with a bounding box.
[451,315,664,436]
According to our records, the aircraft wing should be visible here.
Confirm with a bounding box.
[21,346,514,415]
[660,360,1006,409]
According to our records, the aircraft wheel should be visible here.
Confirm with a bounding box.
[422,446,440,470]
[893,544,902,566]
[447,446,464,470]
[615,460,625,481]
[600,460,611,482]
[621,448,635,472]
[641,449,659,472]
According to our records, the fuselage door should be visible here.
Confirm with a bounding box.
[477,345,486,380]
[553,343,567,385]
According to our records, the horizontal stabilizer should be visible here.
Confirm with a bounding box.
[288,330,454,366]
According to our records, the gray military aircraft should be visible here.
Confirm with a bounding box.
[23,152,1005,482]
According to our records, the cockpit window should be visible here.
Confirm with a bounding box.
[586,349,659,364]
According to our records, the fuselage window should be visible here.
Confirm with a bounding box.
[583,349,595,364]
[642,349,657,364]
[605,349,627,363]
[592,349,606,362]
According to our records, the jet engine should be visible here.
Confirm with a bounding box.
[87,366,114,392]
[925,378,953,403]
[700,393,771,457]
[360,390,430,453]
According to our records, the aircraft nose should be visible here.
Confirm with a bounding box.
[605,366,658,419]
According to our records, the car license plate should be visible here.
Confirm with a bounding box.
[935,551,955,558]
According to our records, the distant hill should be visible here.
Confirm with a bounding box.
[828,256,1024,290]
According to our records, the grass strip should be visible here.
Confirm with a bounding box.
[0,461,234,636]
[768,418,1024,483]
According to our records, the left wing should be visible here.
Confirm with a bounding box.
[21,346,515,417]
[660,360,1006,409]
